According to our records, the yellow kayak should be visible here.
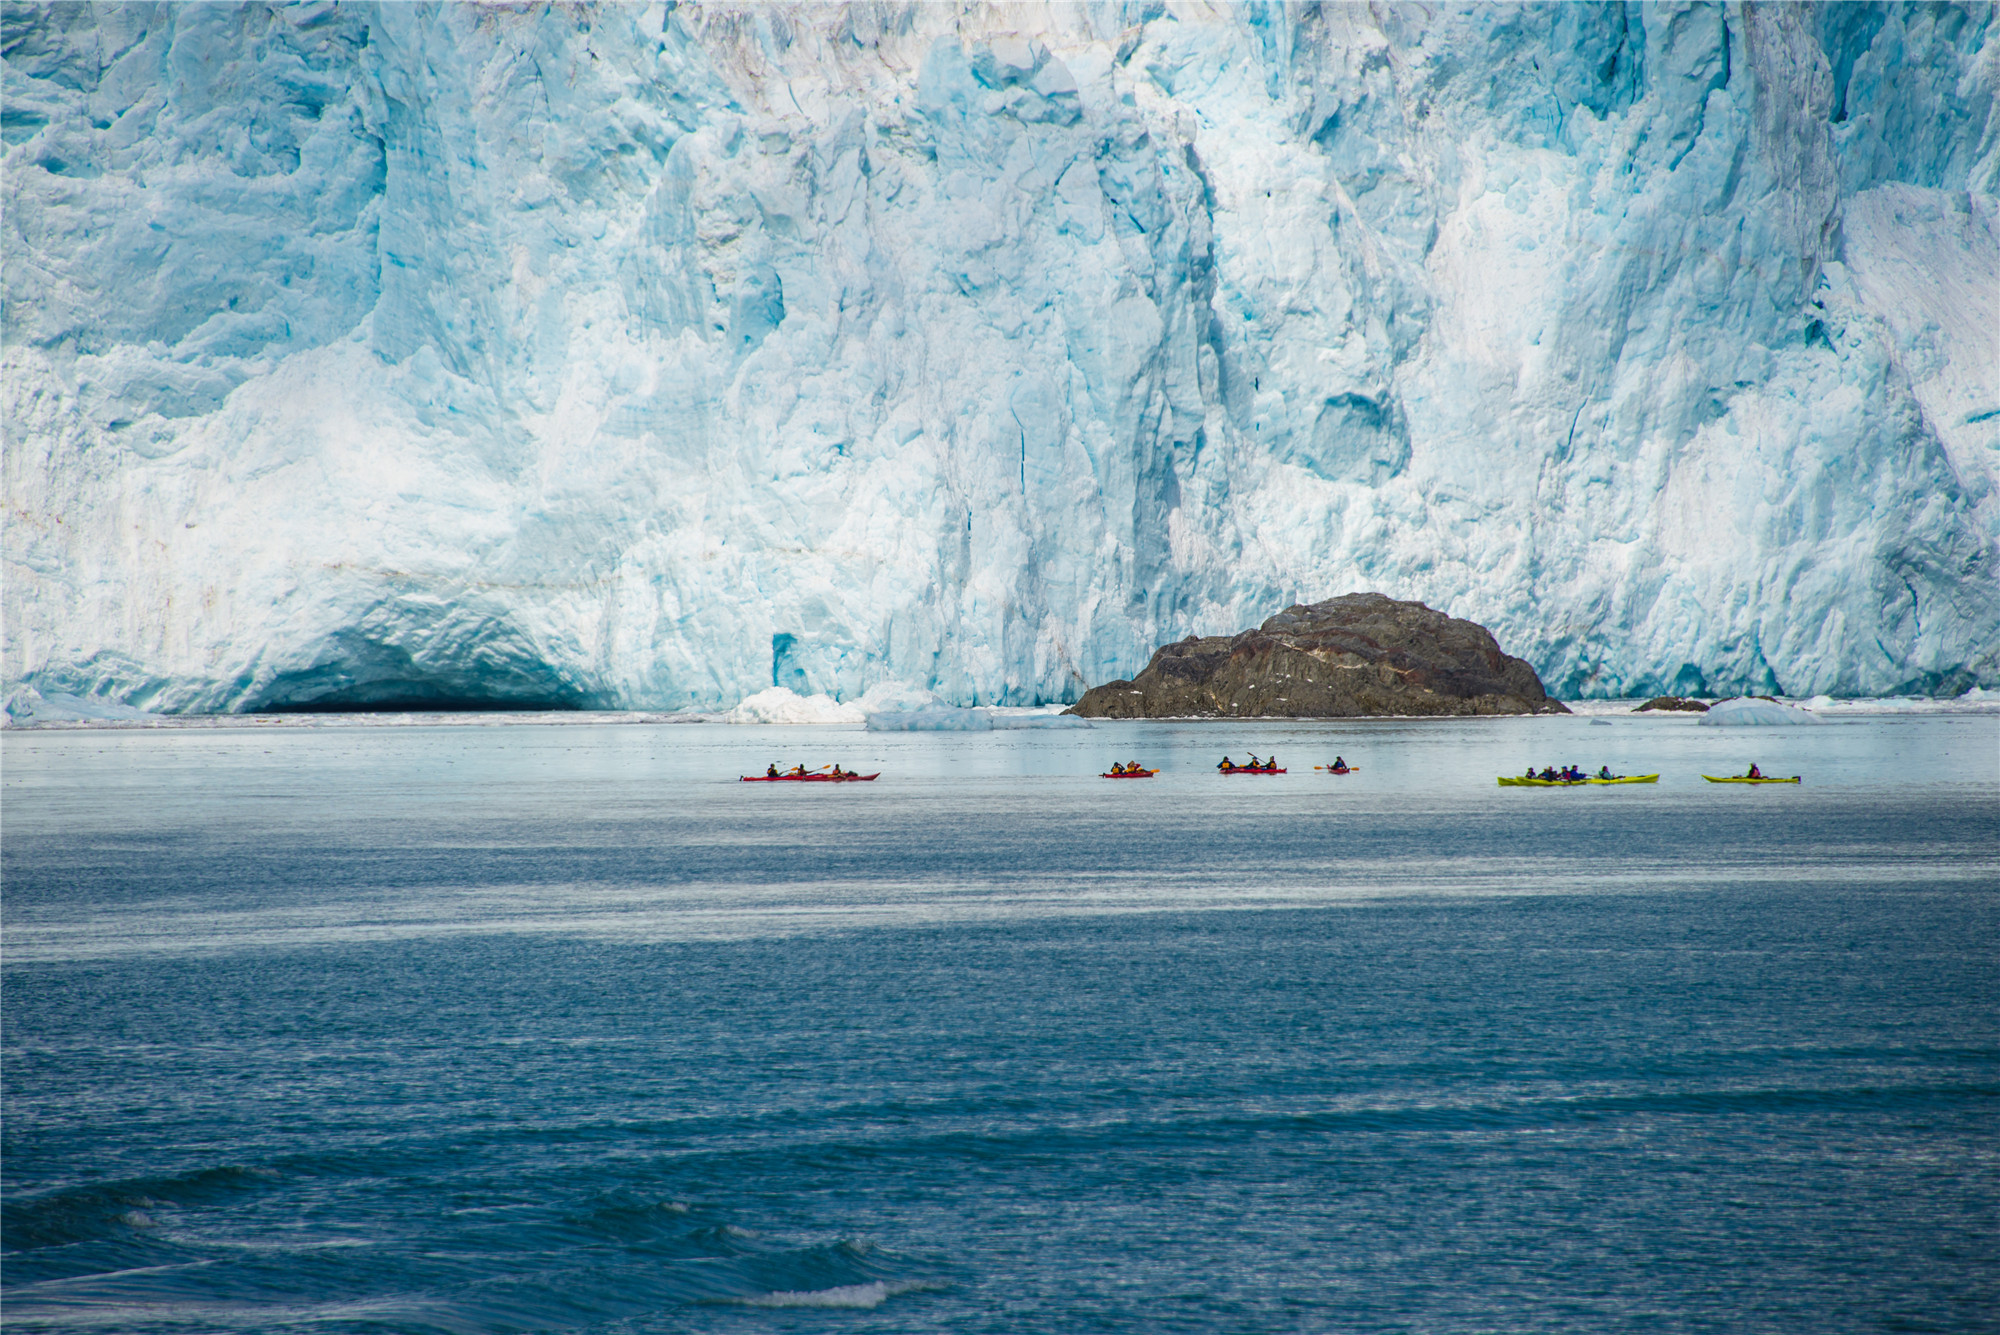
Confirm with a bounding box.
[1499,774,1659,787]
[1703,774,1801,784]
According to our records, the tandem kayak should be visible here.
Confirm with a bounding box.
[741,773,880,782]
[1498,774,1660,786]
[1218,766,1285,775]
[1101,768,1158,778]
[1703,775,1800,784]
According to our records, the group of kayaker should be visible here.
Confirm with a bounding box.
[1524,764,1618,782]
[1526,763,1770,782]
[764,762,859,778]
[749,756,1784,785]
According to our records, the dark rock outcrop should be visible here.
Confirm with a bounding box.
[1067,593,1567,718]
[1634,696,1711,712]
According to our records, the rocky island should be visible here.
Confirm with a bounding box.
[1067,593,1567,719]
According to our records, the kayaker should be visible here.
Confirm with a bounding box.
[766,763,779,778]
[1598,765,1612,780]
[1268,755,1278,771]
[1747,763,1763,779]
[1333,756,1346,771]
[789,763,809,777]
[1111,762,1126,774]
[1128,761,1142,772]
[1218,756,1232,771]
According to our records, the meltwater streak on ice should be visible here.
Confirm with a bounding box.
[4,717,1997,1332]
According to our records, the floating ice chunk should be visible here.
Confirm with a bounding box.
[867,706,991,732]
[727,683,939,725]
[4,686,158,725]
[1695,698,1826,727]
[727,688,864,725]
[854,682,947,714]
[1794,692,2000,715]
[866,704,1091,731]
[985,708,1091,730]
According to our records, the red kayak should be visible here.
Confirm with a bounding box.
[1218,765,1285,775]
[1101,768,1158,778]
[741,772,879,783]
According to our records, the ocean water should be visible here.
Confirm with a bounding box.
[4,712,1996,1333]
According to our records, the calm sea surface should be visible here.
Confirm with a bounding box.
[5,712,1997,1332]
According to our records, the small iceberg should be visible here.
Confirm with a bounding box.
[1695,697,1825,727]
[726,683,941,725]
[868,706,991,731]
[987,708,1091,730]
[727,688,867,725]
[4,685,159,726]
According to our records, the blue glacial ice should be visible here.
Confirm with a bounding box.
[3,3,1995,715]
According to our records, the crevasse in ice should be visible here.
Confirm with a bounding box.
[3,3,1995,712]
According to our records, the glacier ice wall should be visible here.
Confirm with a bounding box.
[4,1,1996,711]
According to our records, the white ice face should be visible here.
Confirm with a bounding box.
[4,3,1995,714]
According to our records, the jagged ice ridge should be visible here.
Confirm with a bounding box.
[4,1,1996,713]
